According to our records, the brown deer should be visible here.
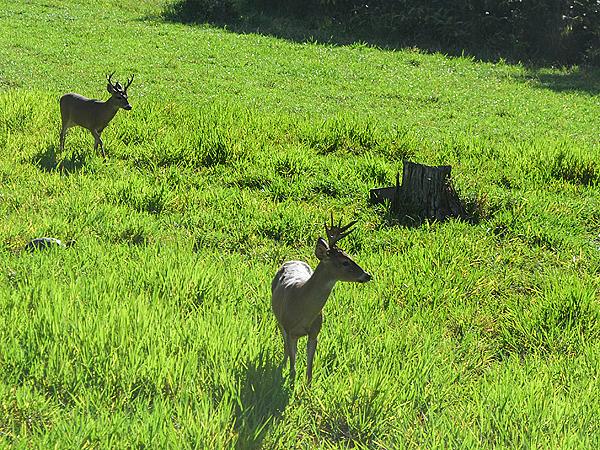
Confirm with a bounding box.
[59,73,134,157]
[271,214,372,385]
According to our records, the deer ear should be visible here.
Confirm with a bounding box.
[107,83,115,94]
[315,237,329,260]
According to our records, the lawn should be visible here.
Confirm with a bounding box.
[1,0,600,448]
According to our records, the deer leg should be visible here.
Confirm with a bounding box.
[59,126,67,152]
[91,129,105,158]
[278,325,289,368]
[286,334,298,379]
[306,314,322,385]
[92,130,99,151]
[306,336,318,385]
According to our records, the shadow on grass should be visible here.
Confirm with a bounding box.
[160,7,497,59]
[157,4,600,94]
[518,68,600,96]
[372,187,486,229]
[31,144,90,175]
[234,351,290,449]
[375,196,488,229]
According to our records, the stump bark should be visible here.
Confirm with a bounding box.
[370,160,466,222]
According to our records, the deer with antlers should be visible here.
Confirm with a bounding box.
[59,73,134,158]
[271,214,372,385]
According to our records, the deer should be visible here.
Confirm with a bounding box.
[59,73,134,158]
[271,214,372,385]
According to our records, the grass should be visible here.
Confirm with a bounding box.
[1,0,600,447]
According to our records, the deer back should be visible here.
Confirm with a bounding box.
[60,94,119,131]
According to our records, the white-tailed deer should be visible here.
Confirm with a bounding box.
[271,214,372,384]
[59,73,134,158]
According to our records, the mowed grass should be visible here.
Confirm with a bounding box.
[1,0,600,447]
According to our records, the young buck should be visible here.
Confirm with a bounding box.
[271,214,372,384]
[59,73,134,157]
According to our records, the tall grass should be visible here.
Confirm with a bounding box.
[0,0,599,448]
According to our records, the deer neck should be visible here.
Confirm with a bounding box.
[99,97,121,126]
[300,262,338,319]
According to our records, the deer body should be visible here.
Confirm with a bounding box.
[59,73,133,157]
[271,216,371,384]
[60,94,121,132]
[272,261,334,338]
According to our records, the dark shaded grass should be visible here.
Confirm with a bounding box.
[233,352,290,449]
[551,149,599,186]
[500,279,600,358]
[31,144,91,175]
[160,0,600,72]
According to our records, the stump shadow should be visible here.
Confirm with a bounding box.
[375,196,485,229]
[31,144,90,175]
[233,351,290,449]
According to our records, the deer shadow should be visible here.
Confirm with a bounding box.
[31,144,91,175]
[233,351,291,449]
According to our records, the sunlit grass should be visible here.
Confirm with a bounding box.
[0,0,599,448]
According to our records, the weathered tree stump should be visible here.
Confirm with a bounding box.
[370,160,466,222]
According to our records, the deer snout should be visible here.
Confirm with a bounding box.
[123,103,132,111]
[359,272,372,283]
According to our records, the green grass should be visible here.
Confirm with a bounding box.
[1,0,600,448]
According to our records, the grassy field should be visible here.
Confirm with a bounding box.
[1,0,600,447]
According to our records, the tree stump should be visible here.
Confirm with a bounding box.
[370,160,466,222]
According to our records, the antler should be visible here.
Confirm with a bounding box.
[106,71,116,87]
[107,72,133,92]
[124,74,134,92]
[324,212,357,248]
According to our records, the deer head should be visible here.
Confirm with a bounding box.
[314,213,371,283]
[106,72,134,110]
